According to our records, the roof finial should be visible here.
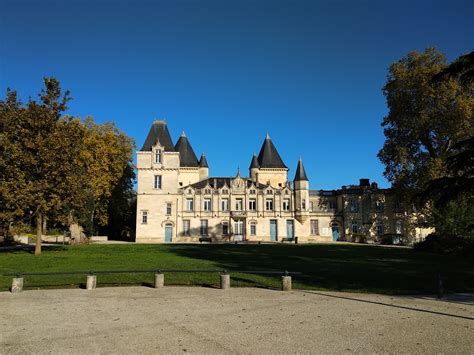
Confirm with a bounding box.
[181,131,186,138]
[236,166,241,177]
[266,133,271,140]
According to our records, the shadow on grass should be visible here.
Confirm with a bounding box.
[166,243,474,295]
[0,245,68,254]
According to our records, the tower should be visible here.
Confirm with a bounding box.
[249,153,259,181]
[136,120,180,242]
[199,152,209,181]
[294,158,310,223]
[174,132,201,186]
[253,134,288,188]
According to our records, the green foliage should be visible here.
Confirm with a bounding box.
[378,48,473,194]
[414,234,474,256]
[0,78,135,252]
[378,48,474,238]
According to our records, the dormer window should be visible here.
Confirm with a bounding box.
[222,189,229,195]
[249,189,256,195]
[155,149,161,163]
[266,190,272,195]
[204,188,212,195]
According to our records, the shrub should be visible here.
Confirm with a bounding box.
[414,233,474,256]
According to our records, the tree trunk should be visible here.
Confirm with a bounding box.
[35,214,42,256]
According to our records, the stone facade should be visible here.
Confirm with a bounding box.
[136,121,431,244]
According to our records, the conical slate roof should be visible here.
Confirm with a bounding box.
[249,153,260,169]
[175,132,199,167]
[199,153,208,168]
[141,120,175,151]
[257,134,287,169]
[294,158,309,181]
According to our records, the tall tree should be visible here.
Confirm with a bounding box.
[378,48,473,233]
[79,117,135,235]
[0,78,86,254]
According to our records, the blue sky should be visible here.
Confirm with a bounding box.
[1,0,472,189]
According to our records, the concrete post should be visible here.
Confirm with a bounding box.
[154,273,164,288]
[86,275,96,290]
[220,273,230,290]
[281,276,292,291]
[11,278,23,293]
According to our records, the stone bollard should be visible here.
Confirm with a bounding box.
[154,273,164,288]
[281,276,292,291]
[86,275,96,290]
[11,277,24,293]
[220,273,230,290]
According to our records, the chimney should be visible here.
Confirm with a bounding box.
[359,179,370,187]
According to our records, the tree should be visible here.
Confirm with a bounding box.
[378,48,473,234]
[0,78,87,254]
[78,117,135,236]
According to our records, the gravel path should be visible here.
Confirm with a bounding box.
[1,287,473,354]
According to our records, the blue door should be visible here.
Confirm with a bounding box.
[332,224,339,241]
[286,220,294,240]
[164,224,173,243]
[270,220,277,241]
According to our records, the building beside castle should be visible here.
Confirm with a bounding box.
[136,120,430,243]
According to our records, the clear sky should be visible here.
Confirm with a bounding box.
[1,0,472,189]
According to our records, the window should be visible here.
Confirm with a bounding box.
[155,149,161,163]
[395,220,403,234]
[329,200,336,209]
[302,199,306,210]
[248,199,256,211]
[154,175,162,189]
[183,220,190,236]
[349,199,359,212]
[222,189,229,195]
[200,220,208,236]
[266,199,274,211]
[166,203,172,216]
[376,221,384,235]
[375,201,384,212]
[250,222,256,236]
[283,199,290,211]
[222,222,229,235]
[310,219,319,235]
[249,189,256,195]
[204,198,212,211]
[266,189,273,195]
[235,198,243,211]
[309,201,314,211]
[204,189,212,195]
[221,198,229,211]
[394,200,401,212]
[351,220,359,233]
[186,198,194,211]
[141,211,148,224]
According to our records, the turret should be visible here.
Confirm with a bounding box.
[294,158,310,223]
[175,131,201,185]
[249,153,260,182]
[199,152,209,181]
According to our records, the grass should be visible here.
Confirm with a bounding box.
[1,243,473,294]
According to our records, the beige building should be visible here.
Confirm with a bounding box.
[136,120,426,244]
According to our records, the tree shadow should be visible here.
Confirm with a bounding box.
[167,243,474,294]
[296,290,474,321]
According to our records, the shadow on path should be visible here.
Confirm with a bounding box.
[297,290,474,321]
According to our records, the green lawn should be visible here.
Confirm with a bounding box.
[1,243,473,294]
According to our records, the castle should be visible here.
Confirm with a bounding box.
[136,120,430,243]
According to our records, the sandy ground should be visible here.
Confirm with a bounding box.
[1,287,473,354]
